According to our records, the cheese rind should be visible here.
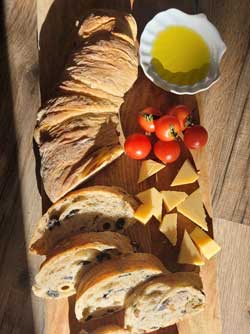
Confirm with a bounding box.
[134,203,154,225]
[136,188,162,222]
[178,230,205,266]
[177,188,208,231]
[161,191,188,212]
[138,159,165,183]
[159,213,177,246]
[171,160,198,186]
[190,227,221,259]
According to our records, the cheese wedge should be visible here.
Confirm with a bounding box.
[138,159,165,183]
[177,188,208,231]
[178,230,205,266]
[161,191,188,212]
[159,213,177,246]
[136,188,162,222]
[171,160,198,186]
[134,203,154,225]
[190,227,221,260]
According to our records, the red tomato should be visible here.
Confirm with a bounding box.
[153,140,181,164]
[155,115,181,141]
[138,107,161,133]
[184,125,208,149]
[167,105,191,131]
[124,133,152,160]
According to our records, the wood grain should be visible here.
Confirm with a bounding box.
[0,0,43,333]
[36,1,220,334]
[196,0,250,225]
[213,219,250,334]
[0,0,250,334]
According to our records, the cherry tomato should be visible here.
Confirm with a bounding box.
[138,107,161,133]
[184,125,208,149]
[124,133,152,160]
[155,115,181,141]
[167,105,191,131]
[154,140,181,164]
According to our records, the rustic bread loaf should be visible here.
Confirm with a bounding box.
[29,186,139,255]
[124,272,206,333]
[75,253,167,322]
[35,10,138,202]
[32,232,133,299]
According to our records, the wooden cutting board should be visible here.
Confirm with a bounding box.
[36,1,221,333]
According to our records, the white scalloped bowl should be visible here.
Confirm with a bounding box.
[140,9,226,95]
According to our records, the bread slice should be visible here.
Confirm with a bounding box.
[32,232,133,299]
[124,272,206,333]
[29,186,139,255]
[75,253,167,322]
[83,325,130,334]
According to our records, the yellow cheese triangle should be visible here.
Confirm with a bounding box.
[134,203,154,225]
[159,213,177,246]
[138,159,165,183]
[190,227,221,260]
[178,230,205,266]
[136,187,162,222]
[177,188,208,231]
[161,191,188,212]
[171,160,199,186]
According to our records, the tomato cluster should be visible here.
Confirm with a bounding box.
[124,105,208,164]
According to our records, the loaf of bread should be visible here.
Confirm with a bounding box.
[75,253,167,322]
[32,232,133,299]
[29,186,138,255]
[124,272,206,333]
[80,325,130,334]
[34,10,138,202]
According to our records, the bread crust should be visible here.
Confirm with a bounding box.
[29,186,139,255]
[44,231,133,262]
[33,232,133,299]
[78,9,137,44]
[124,272,205,333]
[34,95,119,144]
[75,253,167,322]
[77,253,166,296]
[35,10,138,202]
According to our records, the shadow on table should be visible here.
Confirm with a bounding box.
[0,2,36,334]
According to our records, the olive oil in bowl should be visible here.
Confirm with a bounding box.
[151,26,211,86]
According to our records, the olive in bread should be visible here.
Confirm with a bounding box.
[75,253,167,322]
[124,272,205,333]
[32,232,133,299]
[29,186,139,255]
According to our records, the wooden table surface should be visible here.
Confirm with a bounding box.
[0,0,249,333]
